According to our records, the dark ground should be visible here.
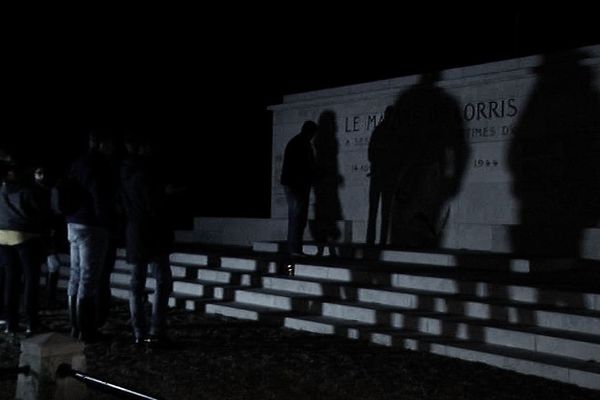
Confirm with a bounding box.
[1,292,599,400]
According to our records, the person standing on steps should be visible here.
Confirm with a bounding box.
[280,120,318,258]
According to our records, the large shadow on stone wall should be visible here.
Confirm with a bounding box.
[388,72,469,248]
[309,110,344,256]
[508,50,600,262]
[366,105,402,246]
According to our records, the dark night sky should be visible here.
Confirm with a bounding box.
[3,10,599,225]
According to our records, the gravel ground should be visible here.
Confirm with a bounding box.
[1,293,599,400]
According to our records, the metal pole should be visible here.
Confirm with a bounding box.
[56,364,165,400]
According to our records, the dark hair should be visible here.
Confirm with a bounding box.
[301,120,318,134]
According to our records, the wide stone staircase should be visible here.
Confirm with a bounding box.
[50,242,600,390]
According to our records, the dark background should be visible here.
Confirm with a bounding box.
[3,10,599,227]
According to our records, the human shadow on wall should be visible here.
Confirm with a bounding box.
[507,49,600,327]
[309,110,344,256]
[387,72,469,248]
[366,106,402,246]
[438,51,600,350]
[508,49,600,264]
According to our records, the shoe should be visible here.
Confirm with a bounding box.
[3,326,18,337]
[286,264,295,277]
[25,322,43,338]
[132,336,146,346]
[144,334,173,349]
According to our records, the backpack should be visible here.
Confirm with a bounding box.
[51,177,84,215]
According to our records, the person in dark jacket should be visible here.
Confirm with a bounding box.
[0,150,11,327]
[65,130,116,342]
[120,133,173,345]
[0,157,50,336]
[280,120,318,256]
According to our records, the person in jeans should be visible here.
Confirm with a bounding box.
[65,129,116,342]
[120,133,173,346]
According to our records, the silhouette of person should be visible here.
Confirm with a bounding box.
[390,72,468,248]
[310,111,344,256]
[0,150,12,326]
[0,156,51,336]
[366,105,401,246]
[280,120,318,256]
[120,133,174,345]
[65,129,117,342]
[509,50,600,259]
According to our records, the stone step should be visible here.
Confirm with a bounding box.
[183,298,227,312]
[70,250,600,311]
[114,259,258,281]
[219,256,279,273]
[113,258,130,270]
[282,314,600,390]
[261,275,359,300]
[261,275,600,335]
[371,329,600,391]
[164,292,216,312]
[213,277,600,362]
[292,263,600,311]
[357,286,600,336]
[172,279,240,300]
[110,270,240,307]
[169,252,209,266]
[55,247,600,390]
[173,279,216,297]
[195,267,258,286]
[264,275,581,333]
[113,261,197,280]
[318,301,600,362]
[253,241,578,273]
[170,265,192,279]
[205,302,291,324]
[283,315,372,338]
[233,289,323,313]
[106,265,246,311]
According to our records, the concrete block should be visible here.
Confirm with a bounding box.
[196,269,234,284]
[379,250,456,266]
[170,253,208,266]
[322,303,377,324]
[284,316,336,335]
[205,303,260,321]
[569,368,600,390]
[535,334,600,362]
[17,333,87,400]
[172,280,211,297]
